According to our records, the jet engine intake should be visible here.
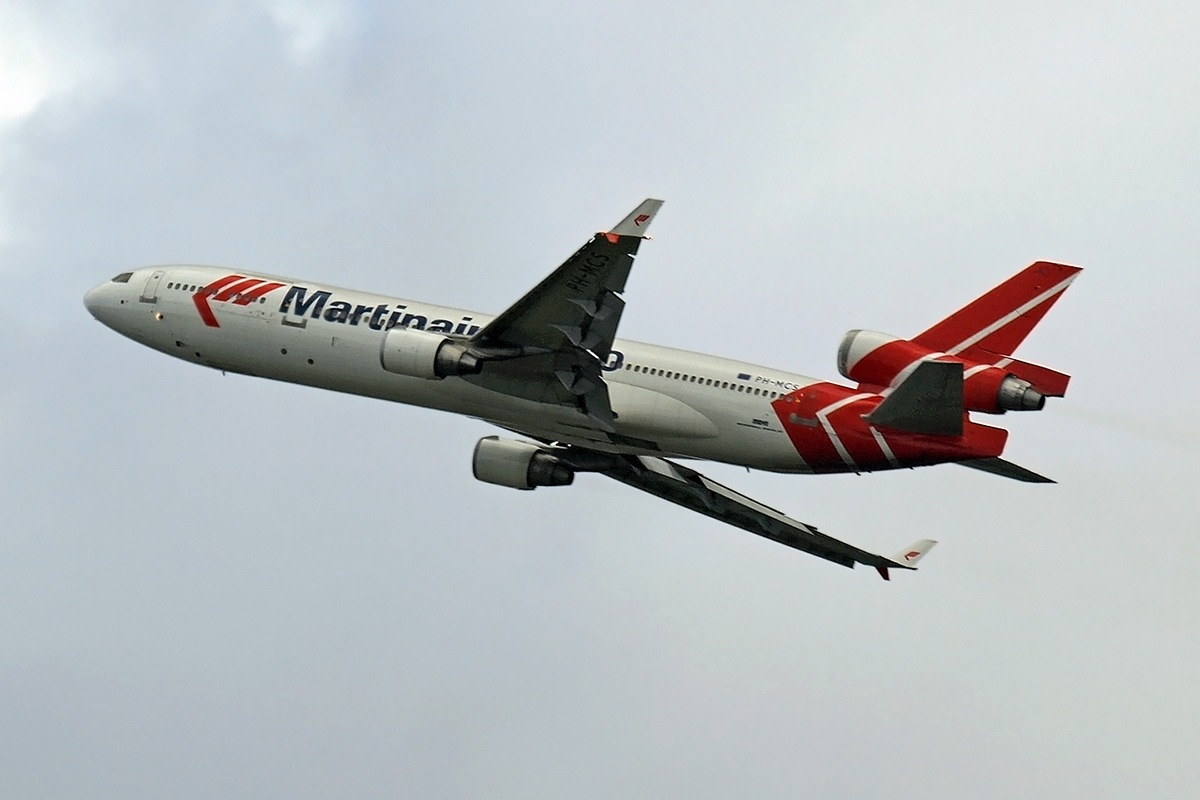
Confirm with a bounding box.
[837,329,904,383]
[472,436,575,490]
[380,326,481,380]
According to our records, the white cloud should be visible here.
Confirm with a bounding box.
[0,3,106,127]
[261,0,350,60]
[0,5,57,125]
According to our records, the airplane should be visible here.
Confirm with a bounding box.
[83,199,1081,579]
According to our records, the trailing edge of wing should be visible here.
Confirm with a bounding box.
[603,454,934,578]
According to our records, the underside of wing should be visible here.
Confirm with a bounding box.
[464,199,664,431]
[600,453,935,578]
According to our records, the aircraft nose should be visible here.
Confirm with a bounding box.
[83,284,105,318]
[83,280,123,328]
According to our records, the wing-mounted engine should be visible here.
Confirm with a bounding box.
[472,437,575,490]
[837,329,1053,414]
[379,326,483,380]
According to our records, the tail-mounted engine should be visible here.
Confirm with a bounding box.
[379,326,482,380]
[837,329,1052,414]
[472,437,575,490]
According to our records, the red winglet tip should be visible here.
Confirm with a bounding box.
[876,565,891,581]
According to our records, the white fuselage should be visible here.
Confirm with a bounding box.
[85,265,829,472]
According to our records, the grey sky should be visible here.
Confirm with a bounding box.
[2,1,1198,797]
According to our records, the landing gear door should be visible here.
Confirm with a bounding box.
[139,270,165,304]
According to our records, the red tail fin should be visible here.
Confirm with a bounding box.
[913,261,1082,357]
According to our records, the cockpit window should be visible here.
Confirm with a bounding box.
[111,272,134,284]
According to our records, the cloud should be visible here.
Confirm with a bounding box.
[3,3,1200,798]
[261,0,351,60]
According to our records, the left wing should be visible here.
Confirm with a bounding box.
[465,199,663,431]
[598,453,936,579]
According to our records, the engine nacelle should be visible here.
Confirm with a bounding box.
[837,329,1044,414]
[472,436,575,490]
[379,326,481,380]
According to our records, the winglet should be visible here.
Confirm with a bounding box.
[874,538,938,580]
[892,538,937,567]
[609,199,664,238]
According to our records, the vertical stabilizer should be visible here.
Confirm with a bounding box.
[913,261,1082,357]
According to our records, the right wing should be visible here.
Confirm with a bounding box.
[601,454,936,579]
[465,199,664,431]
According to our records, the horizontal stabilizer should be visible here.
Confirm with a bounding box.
[865,360,964,436]
[957,457,1054,483]
[609,198,664,237]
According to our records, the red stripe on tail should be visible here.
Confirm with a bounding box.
[913,261,1082,357]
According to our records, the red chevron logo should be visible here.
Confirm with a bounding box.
[193,275,285,327]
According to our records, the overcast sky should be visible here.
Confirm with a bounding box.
[2,1,1199,798]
